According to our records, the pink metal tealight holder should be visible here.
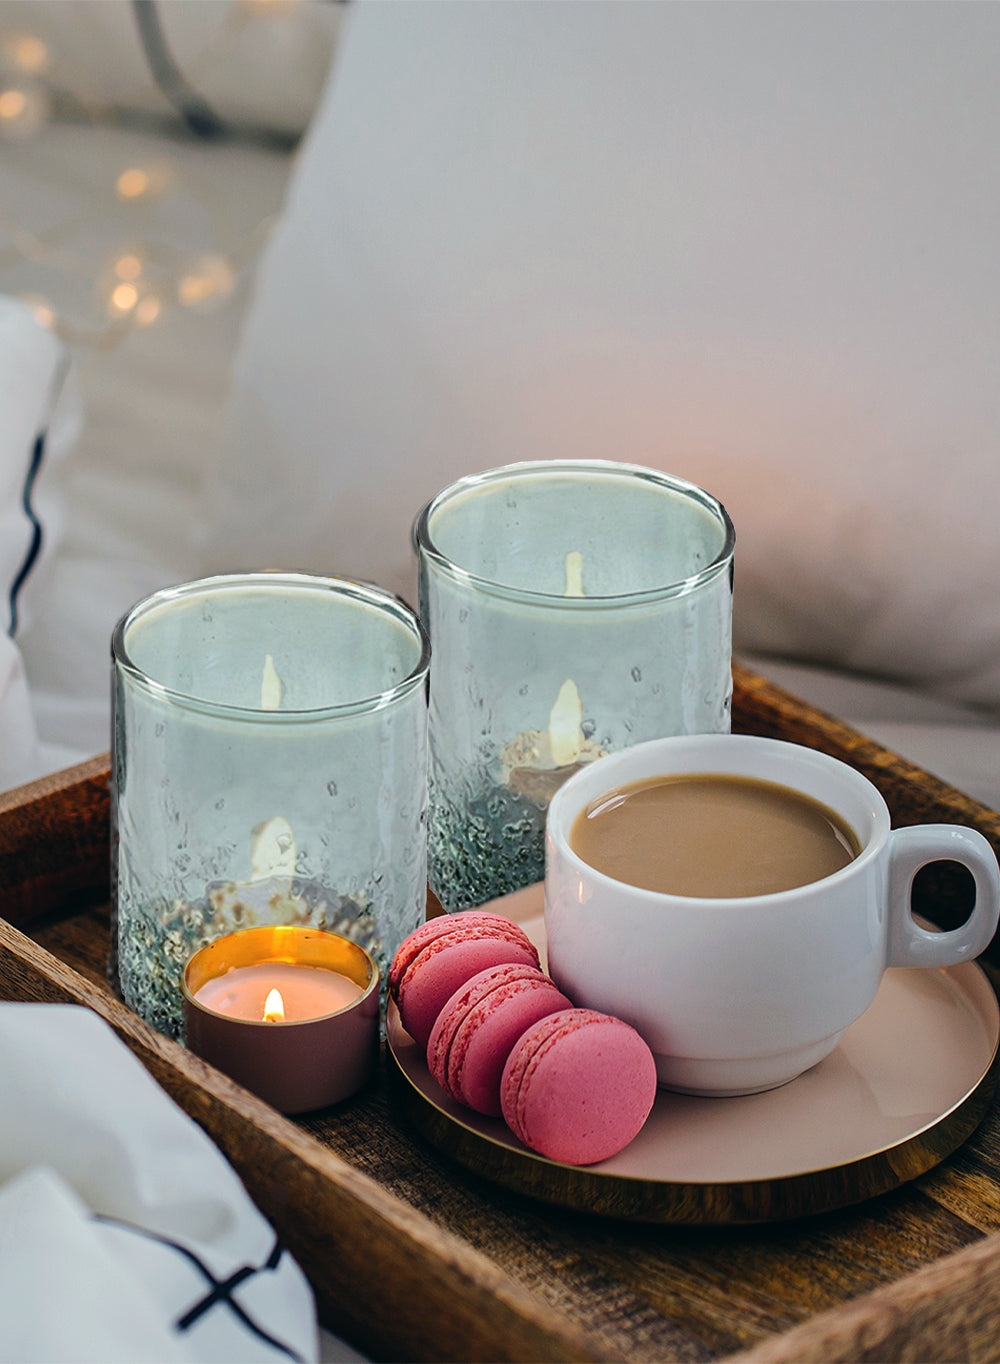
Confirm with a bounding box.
[183,925,379,1114]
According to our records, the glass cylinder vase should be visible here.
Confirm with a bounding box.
[111,573,429,1038]
[413,461,734,911]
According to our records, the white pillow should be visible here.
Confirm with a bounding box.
[2,0,341,139]
[206,2,1000,710]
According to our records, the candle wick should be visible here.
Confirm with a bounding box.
[261,653,283,709]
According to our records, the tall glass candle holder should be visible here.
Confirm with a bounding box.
[111,573,429,1038]
[413,461,735,911]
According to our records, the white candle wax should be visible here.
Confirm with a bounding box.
[194,962,364,1023]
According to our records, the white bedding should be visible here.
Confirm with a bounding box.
[7,119,295,772]
[1,0,338,779]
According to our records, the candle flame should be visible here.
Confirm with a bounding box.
[263,988,285,1022]
[564,550,584,597]
[548,678,584,767]
[261,653,283,709]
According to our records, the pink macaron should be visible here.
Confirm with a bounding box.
[500,1008,658,1166]
[390,912,540,1048]
[389,912,530,999]
[427,963,572,1116]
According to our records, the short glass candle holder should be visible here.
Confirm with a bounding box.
[413,461,735,911]
[111,572,429,1038]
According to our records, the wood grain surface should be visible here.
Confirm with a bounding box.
[727,1229,1000,1364]
[0,752,109,927]
[3,664,1000,1362]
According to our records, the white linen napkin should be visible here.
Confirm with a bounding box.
[0,1003,319,1364]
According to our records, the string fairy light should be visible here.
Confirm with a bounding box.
[134,293,163,327]
[115,162,177,203]
[114,253,145,283]
[0,1,316,347]
[0,77,50,139]
[0,27,51,139]
[177,254,237,311]
[19,294,56,332]
[2,31,50,75]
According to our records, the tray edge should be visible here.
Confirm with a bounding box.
[0,914,599,1364]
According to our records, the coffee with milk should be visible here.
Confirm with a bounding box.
[570,773,860,898]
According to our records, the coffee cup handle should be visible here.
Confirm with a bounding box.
[887,825,1000,968]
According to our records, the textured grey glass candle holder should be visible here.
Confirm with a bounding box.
[413,461,735,912]
[111,573,429,1038]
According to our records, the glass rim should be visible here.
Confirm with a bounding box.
[411,460,735,607]
[111,572,431,722]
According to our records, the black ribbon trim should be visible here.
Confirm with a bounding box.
[176,1236,284,1331]
[7,428,45,638]
[92,1214,306,1362]
[131,0,226,139]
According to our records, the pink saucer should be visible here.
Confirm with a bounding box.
[386,884,1000,1222]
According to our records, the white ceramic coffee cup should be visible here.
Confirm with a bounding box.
[545,734,1000,1096]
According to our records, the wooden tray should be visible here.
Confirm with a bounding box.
[5,661,1000,1363]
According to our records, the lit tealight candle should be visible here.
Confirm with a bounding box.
[192,960,364,1022]
[183,926,379,1113]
